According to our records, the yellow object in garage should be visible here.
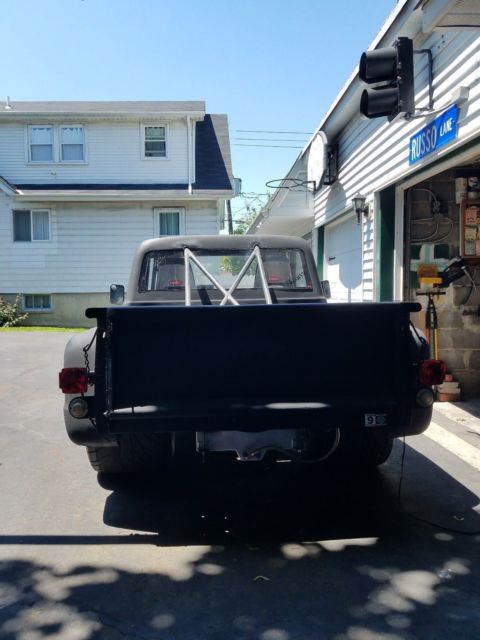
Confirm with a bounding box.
[418,276,443,286]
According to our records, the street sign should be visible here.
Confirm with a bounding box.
[409,104,459,165]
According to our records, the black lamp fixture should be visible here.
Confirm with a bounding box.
[352,194,369,224]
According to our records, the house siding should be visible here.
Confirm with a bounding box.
[0,120,190,184]
[0,199,219,294]
[314,28,480,302]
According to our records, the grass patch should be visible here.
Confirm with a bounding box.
[0,326,86,332]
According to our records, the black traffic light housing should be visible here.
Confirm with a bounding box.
[359,37,414,121]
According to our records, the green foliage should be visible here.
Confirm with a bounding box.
[233,210,258,235]
[0,295,29,327]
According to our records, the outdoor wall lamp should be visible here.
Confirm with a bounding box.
[352,194,369,224]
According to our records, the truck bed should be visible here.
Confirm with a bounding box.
[87,302,424,437]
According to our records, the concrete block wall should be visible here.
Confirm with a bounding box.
[409,170,480,398]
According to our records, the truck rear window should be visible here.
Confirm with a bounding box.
[138,249,312,292]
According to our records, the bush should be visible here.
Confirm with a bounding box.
[0,295,29,327]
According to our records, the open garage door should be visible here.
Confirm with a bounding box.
[325,213,362,302]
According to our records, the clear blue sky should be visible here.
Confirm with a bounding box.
[1,0,396,222]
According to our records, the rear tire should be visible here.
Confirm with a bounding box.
[361,431,394,466]
[336,430,394,467]
[87,433,171,474]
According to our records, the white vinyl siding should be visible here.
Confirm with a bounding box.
[13,209,50,241]
[0,121,189,182]
[314,28,480,302]
[0,200,218,293]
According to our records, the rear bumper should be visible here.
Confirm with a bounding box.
[93,397,433,439]
[66,402,432,446]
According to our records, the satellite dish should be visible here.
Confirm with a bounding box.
[307,131,328,191]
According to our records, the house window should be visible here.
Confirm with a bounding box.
[155,208,185,236]
[27,124,86,163]
[143,125,166,158]
[13,210,50,241]
[29,126,53,162]
[60,125,84,161]
[23,294,52,311]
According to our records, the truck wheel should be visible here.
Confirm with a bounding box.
[87,433,171,474]
[360,431,394,466]
[336,430,393,467]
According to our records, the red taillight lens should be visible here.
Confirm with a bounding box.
[419,359,447,386]
[59,368,88,394]
[268,275,281,284]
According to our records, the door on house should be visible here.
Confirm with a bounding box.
[324,213,362,302]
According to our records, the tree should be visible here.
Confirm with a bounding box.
[233,208,258,235]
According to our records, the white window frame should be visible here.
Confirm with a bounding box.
[12,209,51,242]
[27,125,54,163]
[22,294,52,312]
[141,123,168,160]
[154,207,185,236]
[25,124,87,164]
[59,124,86,163]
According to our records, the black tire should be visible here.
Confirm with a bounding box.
[361,431,394,466]
[87,433,171,474]
[335,430,394,467]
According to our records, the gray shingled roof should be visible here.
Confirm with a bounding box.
[194,115,233,191]
[0,100,205,115]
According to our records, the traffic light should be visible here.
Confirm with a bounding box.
[359,37,414,121]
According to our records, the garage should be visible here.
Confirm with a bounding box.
[324,213,362,302]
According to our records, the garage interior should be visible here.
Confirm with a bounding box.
[405,164,480,398]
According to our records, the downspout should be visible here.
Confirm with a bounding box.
[187,116,192,194]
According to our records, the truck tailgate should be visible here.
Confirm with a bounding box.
[87,302,420,435]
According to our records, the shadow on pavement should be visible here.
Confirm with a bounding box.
[101,440,480,544]
[102,459,397,546]
[1,443,480,639]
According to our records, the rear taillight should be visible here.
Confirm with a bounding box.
[267,275,281,284]
[59,367,88,394]
[419,359,447,386]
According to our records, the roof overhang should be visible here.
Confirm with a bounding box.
[0,176,18,195]
[0,101,206,122]
[12,189,232,202]
[0,111,206,123]
[253,215,314,238]
[418,0,480,32]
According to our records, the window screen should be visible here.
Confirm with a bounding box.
[13,210,50,241]
[159,211,180,236]
[29,126,53,162]
[144,126,166,157]
[61,126,84,161]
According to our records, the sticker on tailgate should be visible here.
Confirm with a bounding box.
[364,414,387,427]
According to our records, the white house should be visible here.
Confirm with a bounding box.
[250,0,480,397]
[0,100,234,326]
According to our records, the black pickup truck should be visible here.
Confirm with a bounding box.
[59,235,445,476]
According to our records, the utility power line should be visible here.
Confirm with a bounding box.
[236,129,313,134]
[234,143,303,148]
[236,137,308,142]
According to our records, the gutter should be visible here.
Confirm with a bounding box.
[11,188,234,202]
[0,110,206,122]
[0,175,19,195]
